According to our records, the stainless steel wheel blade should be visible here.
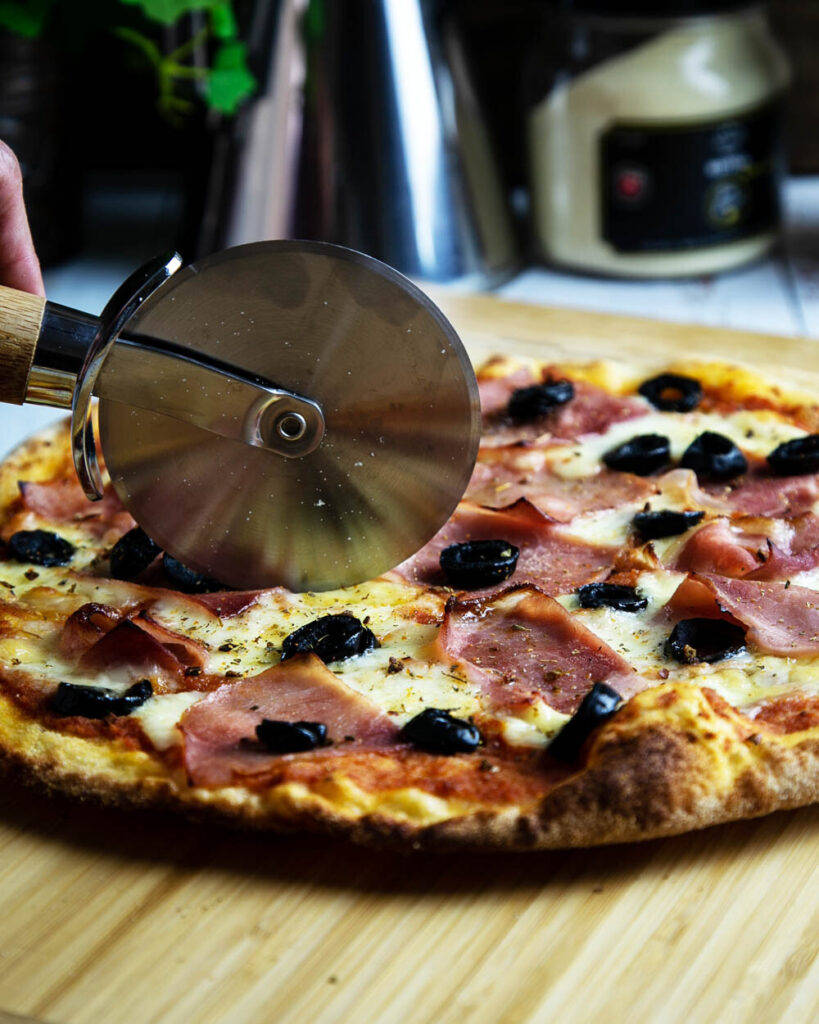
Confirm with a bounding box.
[98,241,480,591]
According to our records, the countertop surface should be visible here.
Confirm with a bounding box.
[494,177,819,340]
[0,295,817,1024]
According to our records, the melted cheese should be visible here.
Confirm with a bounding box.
[4,514,109,574]
[568,572,683,674]
[558,505,639,547]
[133,692,204,749]
[790,566,819,592]
[498,700,570,746]
[546,409,806,479]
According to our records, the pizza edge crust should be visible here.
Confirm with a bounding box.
[0,683,817,851]
[479,353,819,410]
[0,420,72,504]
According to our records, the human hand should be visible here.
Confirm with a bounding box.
[0,141,44,297]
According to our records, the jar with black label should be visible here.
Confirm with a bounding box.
[527,2,790,277]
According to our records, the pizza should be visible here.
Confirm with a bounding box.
[1,354,819,850]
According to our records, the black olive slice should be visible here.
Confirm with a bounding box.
[548,683,623,763]
[507,379,575,422]
[576,583,647,613]
[602,434,670,476]
[255,719,327,753]
[400,708,481,755]
[110,527,161,580]
[632,509,705,540]
[116,679,154,713]
[767,435,819,476]
[9,529,74,567]
[163,554,225,593]
[439,539,519,590]
[680,432,747,481]
[51,683,117,719]
[51,679,153,719]
[664,618,746,664]
[280,613,379,663]
[638,373,702,412]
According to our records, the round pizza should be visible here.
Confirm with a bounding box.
[1,355,819,849]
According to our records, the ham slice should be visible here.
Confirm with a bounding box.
[79,619,186,682]
[18,479,134,538]
[394,498,616,596]
[466,452,657,521]
[477,364,537,416]
[672,518,770,578]
[129,610,207,668]
[672,514,819,582]
[701,461,819,518]
[670,573,819,656]
[180,654,399,787]
[61,601,208,672]
[748,513,819,581]
[59,602,121,659]
[549,380,649,442]
[436,585,645,715]
[481,378,648,448]
[191,591,262,618]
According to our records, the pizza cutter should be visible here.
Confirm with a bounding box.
[0,241,480,591]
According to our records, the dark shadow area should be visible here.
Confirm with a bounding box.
[0,776,814,896]
[76,174,186,266]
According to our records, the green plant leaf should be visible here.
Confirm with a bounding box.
[204,40,255,115]
[210,2,236,40]
[119,0,213,27]
[0,0,55,37]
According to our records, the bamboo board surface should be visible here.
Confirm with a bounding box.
[1,296,818,1024]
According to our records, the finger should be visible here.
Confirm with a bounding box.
[0,140,45,297]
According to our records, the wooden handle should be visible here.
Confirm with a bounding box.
[0,284,46,404]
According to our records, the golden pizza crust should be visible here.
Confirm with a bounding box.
[1,366,819,851]
[478,352,819,410]
[0,420,72,511]
[2,681,818,851]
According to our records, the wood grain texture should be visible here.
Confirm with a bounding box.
[433,290,819,387]
[0,286,44,405]
[0,297,817,1024]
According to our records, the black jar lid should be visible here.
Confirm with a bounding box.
[560,1,760,15]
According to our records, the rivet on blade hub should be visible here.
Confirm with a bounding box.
[276,412,308,442]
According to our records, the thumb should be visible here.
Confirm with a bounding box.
[0,140,45,297]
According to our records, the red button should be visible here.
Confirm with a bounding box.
[616,169,646,199]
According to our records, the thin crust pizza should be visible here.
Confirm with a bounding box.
[1,356,819,850]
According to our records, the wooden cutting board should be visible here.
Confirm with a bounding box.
[0,297,817,1024]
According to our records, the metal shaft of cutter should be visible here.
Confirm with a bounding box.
[24,303,324,457]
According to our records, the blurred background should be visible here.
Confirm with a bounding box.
[2,0,817,336]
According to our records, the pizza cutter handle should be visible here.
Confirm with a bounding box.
[0,285,46,404]
[0,284,99,407]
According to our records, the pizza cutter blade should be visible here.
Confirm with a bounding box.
[0,241,480,592]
